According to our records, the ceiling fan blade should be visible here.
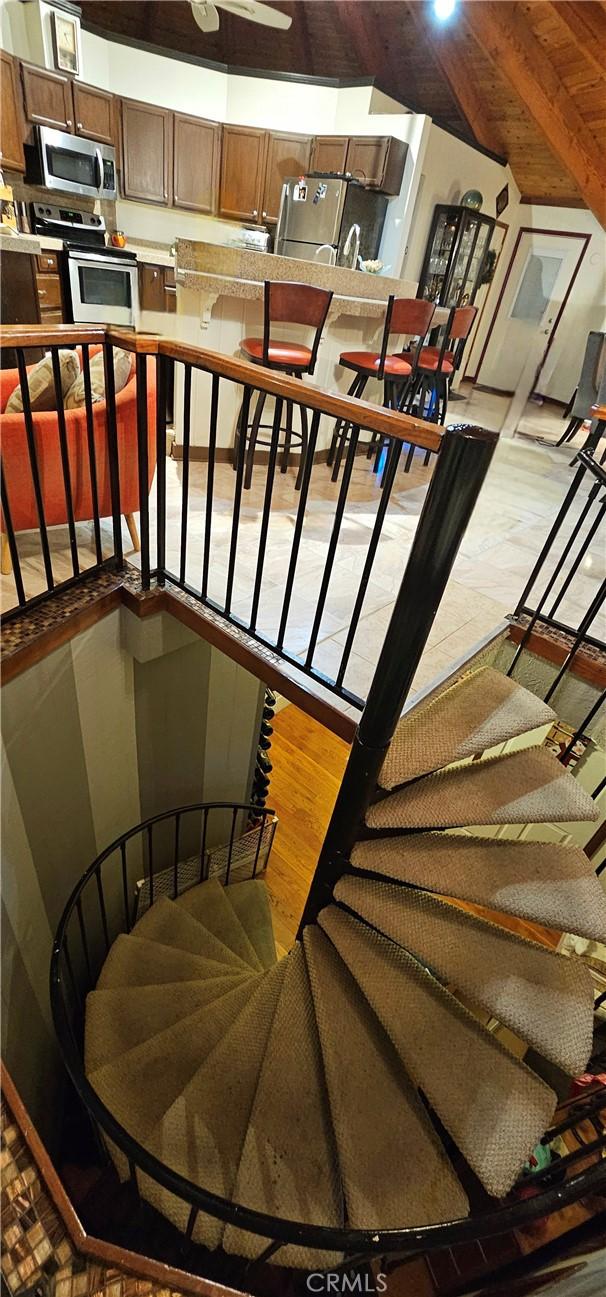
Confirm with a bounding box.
[216,0,292,29]
[191,1,221,32]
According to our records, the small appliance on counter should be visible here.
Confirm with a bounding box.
[228,226,271,253]
[275,175,387,268]
[25,125,117,200]
[31,203,138,327]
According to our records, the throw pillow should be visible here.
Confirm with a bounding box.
[5,349,80,413]
[64,348,133,410]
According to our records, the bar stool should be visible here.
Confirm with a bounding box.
[327,297,436,482]
[235,280,333,490]
[401,304,478,470]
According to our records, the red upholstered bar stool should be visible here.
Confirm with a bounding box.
[327,296,436,482]
[235,280,333,490]
[403,304,478,468]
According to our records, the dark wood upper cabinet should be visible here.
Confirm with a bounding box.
[1,53,25,172]
[219,125,267,222]
[310,135,349,176]
[173,113,220,213]
[20,63,73,131]
[121,99,171,205]
[262,131,312,223]
[347,135,407,195]
[72,82,114,145]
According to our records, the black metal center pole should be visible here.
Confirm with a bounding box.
[297,422,499,935]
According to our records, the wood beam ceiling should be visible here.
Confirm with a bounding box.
[547,1,606,82]
[406,1,505,156]
[463,1,606,225]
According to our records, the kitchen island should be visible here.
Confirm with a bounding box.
[170,238,420,456]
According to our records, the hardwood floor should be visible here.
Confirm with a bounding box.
[264,702,349,954]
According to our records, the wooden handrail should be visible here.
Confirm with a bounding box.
[1,323,444,453]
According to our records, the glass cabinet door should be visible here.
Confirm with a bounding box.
[423,209,458,301]
[445,215,479,306]
[461,222,491,305]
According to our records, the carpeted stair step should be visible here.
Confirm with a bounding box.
[87,977,257,1145]
[334,875,594,1075]
[85,975,252,1072]
[96,934,243,990]
[132,895,253,972]
[366,747,598,832]
[175,878,262,970]
[350,834,606,943]
[225,879,277,968]
[319,906,556,1199]
[303,924,469,1228]
[379,667,555,789]
[223,942,343,1268]
[143,959,287,1249]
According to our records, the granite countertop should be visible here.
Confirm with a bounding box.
[0,231,41,255]
[176,239,418,308]
[36,236,175,266]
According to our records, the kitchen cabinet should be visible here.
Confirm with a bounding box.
[36,254,64,323]
[121,99,172,205]
[346,136,407,195]
[20,63,73,131]
[310,135,349,175]
[173,113,220,213]
[219,125,267,222]
[72,82,114,145]
[262,131,312,223]
[1,53,25,172]
[1,252,42,367]
[139,263,175,313]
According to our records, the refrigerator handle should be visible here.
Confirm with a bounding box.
[276,182,289,246]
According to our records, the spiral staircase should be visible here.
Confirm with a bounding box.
[80,665,605,1271]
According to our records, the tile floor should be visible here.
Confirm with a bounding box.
[3,386,604,717]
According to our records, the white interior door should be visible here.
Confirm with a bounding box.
[478,231,585,397]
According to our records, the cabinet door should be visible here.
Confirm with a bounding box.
[346,137,389,187]
[310,136,349,175]
[0,53,25,172]
[121,100,171,205]
[173,114,220,213]
[219,125,267,222]
[21,63,73,130]
[139,264,166,312]
[262,131,312,223]
[73,82,114,145]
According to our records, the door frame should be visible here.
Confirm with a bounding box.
[470,226,591,393]
[464,218,509,382]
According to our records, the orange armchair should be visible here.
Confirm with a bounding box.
[0,349,156,575]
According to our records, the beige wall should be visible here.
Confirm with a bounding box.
[1,605,264,1136]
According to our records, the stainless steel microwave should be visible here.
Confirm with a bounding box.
[27,125,117,200]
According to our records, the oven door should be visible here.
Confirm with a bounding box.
[68,252,139,326]
[38,126,116,199]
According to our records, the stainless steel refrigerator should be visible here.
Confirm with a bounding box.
[275,176,388,268]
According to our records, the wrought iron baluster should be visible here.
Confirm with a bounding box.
[249,397,283,633]
[225,385,252,615]
[50,347,79,577]
[81,344,103,565]
[155,352,168,587]
[305,422,361,670]
[16,349,54,589]
[201,373,219,601]
[0,464,25,605]
[276,408,320,651]
[135,353,150,588]
[179,363,192,586]
[102,341,124,569]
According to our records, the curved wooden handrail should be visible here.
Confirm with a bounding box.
[0,322,443,453]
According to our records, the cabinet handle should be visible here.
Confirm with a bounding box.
[38,289,47,297]
[262,210,266,219]
[252,209,258,218]
[66,118,72,127]
[77,121,83,129]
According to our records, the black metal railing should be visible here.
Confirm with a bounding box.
[507,449,606,774]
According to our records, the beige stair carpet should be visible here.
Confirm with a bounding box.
[303,925,469,1228]
[223,943,343,1269]
[132,896,252,972]
[366,747,598,831]
[143,960,287,1250]
[319,906,556,1199]
[380,668,555,789]
[88,978,257,1145]
[226,879,277,969]
[96,934,240,990]
[335,875,594,1075]
[176,878,262,970]
[351,834,606,943]
[85,975,251,1072]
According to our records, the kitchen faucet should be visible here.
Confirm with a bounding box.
[343,223,361,270]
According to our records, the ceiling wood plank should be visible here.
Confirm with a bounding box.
[464,0,605,224]
[409,1,505,156]
[547,1,606,81]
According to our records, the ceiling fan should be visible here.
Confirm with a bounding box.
[191,0,292,33]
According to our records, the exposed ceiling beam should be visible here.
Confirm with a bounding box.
[548,1,606,82]
[409,1,504,156]
[464,0,606,225]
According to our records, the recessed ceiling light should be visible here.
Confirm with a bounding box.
[434,0,457,20]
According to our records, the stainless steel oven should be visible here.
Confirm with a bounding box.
[66,247,139,326]
[27,125,117,200]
